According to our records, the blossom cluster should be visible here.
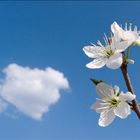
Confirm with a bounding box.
[83,22,140,127]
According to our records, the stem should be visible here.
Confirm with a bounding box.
[126,47,131,59]
[121,63,140,119]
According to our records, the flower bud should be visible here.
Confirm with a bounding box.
[128,59,135,64]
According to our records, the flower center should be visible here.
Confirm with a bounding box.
[105,49,114,58]
[108,98,120,107]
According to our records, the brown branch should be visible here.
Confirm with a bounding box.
[121,63,140,119]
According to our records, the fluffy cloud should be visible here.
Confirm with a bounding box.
[0,64,69,120]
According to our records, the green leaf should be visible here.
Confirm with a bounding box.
[90,78,103,85]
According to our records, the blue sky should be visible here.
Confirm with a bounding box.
[0,1,140,140]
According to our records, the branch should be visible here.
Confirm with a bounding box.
[121,63,140,119]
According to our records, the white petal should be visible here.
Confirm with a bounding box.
[106,53,122,69]
[83,46,105,58]
[99,108,115,127]
[91,101,110,113]
[111,22,123,33]
[124,31,138,41]
[115,41,132,53]
[86,57,107,69]
[114,85,119,95]
[111,36,131,52]
[119,92,136,101]
[96,82,115,99]
[111,22,139,46]
[111,22,124,39]
[114,102,131,119]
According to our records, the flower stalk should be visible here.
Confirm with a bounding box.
[121,62,140,119]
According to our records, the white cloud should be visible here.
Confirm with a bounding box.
[0,63,69,120]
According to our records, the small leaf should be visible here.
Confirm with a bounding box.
[90,78,103,85]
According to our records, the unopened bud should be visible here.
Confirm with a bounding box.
[128,59,135,64]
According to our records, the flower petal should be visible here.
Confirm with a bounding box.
[114,40,132,53]
[111,22,140,47]
[111,21,124,39]
[124,31,139,41]
[119,92,136,101]
[114,102,131,119]
[86,57,107,69]
[114,85,119,95]
[83,46,105,58]
[96,82,115,99]
[99,108,115,127]
[106,53,122,69]
[91,101,110,113]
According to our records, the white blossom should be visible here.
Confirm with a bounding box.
[111,21,140,46]
[91,82,135,127]
[83,34,130,69]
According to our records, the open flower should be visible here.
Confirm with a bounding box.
[91,82,136,127]
[111,21,140,46]
[83,35,130,69]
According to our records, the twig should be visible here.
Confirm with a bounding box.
[121,63,140,119]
